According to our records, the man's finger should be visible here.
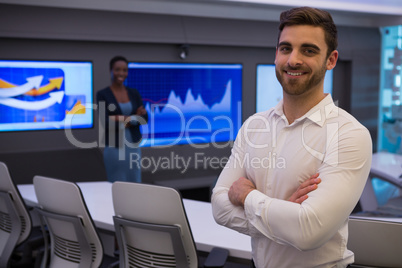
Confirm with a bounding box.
[295,195,309,204]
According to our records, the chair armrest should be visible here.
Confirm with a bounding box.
[203,247,229,268]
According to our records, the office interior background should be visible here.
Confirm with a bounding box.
[0,0,401,201]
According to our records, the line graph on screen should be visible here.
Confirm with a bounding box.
[127,63,242,147]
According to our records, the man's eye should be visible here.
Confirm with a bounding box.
[280,47,291,52]
[304,49,317,55]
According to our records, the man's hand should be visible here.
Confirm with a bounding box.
[228,177,256,207]
[287,173,321,204]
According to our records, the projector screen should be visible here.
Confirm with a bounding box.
[256,64,333,113]
[0,60,93,132]
[127,62,242,147]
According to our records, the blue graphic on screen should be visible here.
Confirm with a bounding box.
[127,63,242,147]
[256,64,333,113]
[0,60,93,132]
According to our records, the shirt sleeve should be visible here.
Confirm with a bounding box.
[243,124,372,251]
[211,121,263,237]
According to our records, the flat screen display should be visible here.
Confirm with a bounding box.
[127,62,242,147]
[256,64,333,113]
[0,60,93,132]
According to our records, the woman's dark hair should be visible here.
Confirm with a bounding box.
[278,7,338,58]
[109,56,128,71]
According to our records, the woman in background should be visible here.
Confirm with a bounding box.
[97,56,148,182]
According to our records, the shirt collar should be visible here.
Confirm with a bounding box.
[273,99,285,116]
[273,94,336,127]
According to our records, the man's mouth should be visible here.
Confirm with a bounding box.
[286,71,304,76]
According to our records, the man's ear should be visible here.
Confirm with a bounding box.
[326,50,338,70]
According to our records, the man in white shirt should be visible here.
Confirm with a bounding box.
[211,6,372,268]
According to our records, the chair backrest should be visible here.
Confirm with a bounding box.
[0,161,32,267]
[112,182,198,268]
[33,176,103,268]
[348,217,402,267]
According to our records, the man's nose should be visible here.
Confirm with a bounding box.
[287,51,303,67]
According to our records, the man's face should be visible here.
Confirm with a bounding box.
[275,25,337,97]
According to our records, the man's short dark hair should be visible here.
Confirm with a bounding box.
[278,6,338,58]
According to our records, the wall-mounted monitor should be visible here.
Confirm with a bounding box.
[0,60,93,132]
[127,62,242,147]
[256,64,333,113]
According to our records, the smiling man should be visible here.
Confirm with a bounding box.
[211,7,372,268]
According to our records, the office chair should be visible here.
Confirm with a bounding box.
[33,175,107,268]
[359,152,402,213]
[0,161,34,267]
[112,182,229,268]
[348,217,402,268]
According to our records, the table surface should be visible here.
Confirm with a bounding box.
[17,181,253,260]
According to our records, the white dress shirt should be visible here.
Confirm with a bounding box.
[212,94,372,268]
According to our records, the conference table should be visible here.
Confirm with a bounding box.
[17,181,253,260]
